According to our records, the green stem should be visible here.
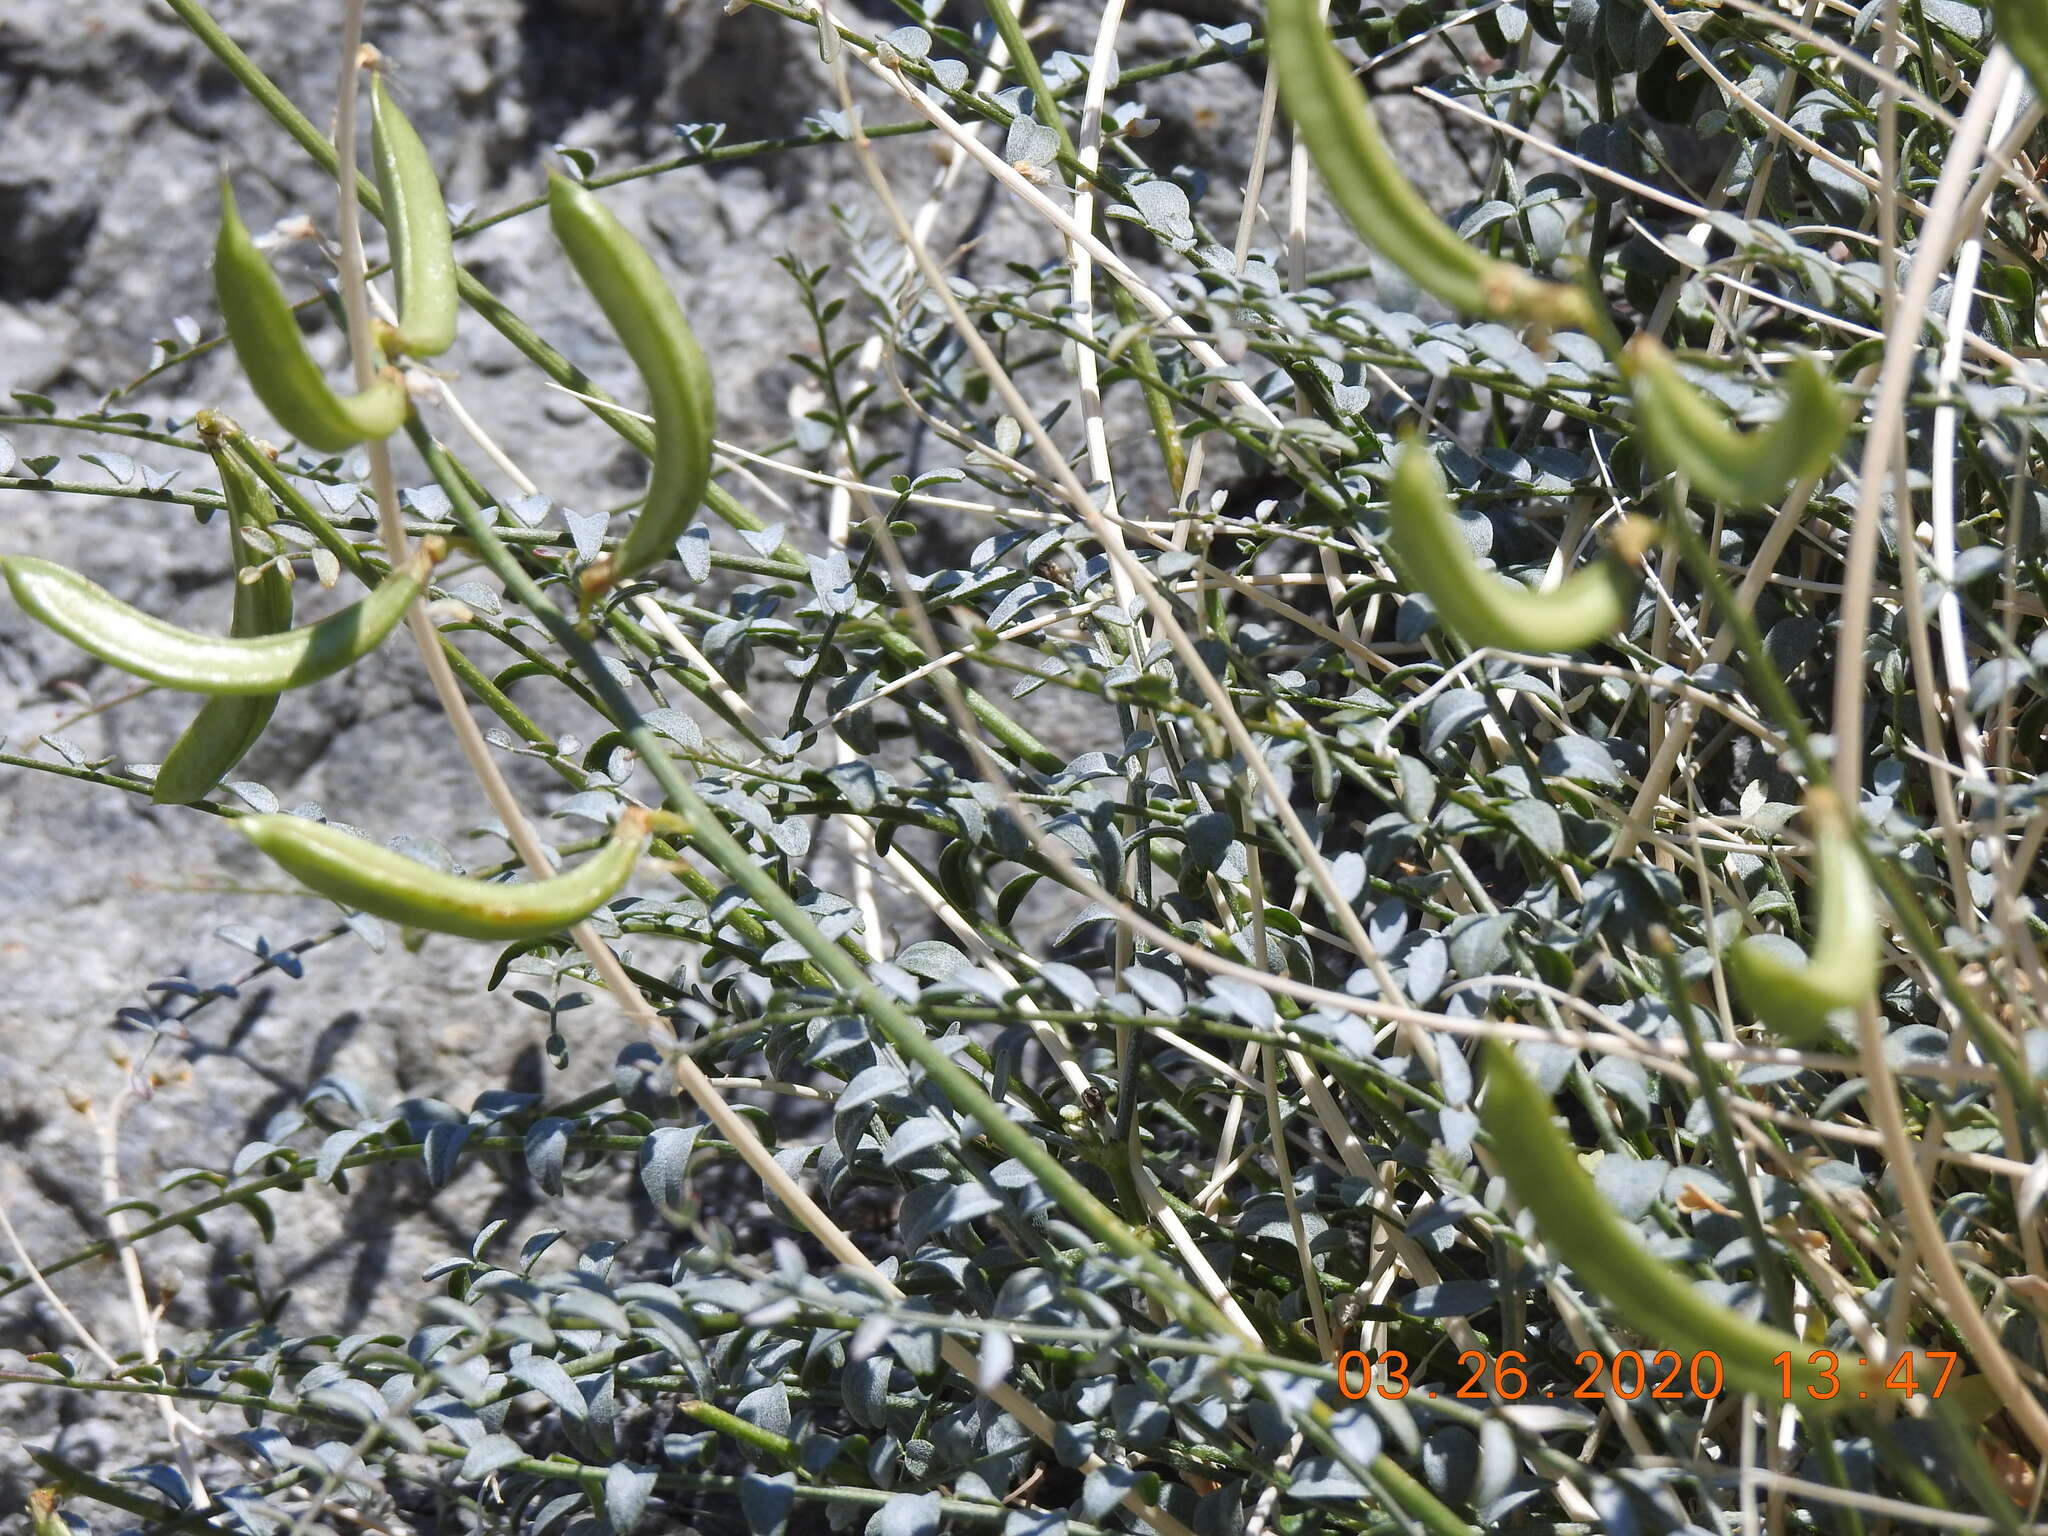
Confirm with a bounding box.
[415,422,1485,1536]
[1651,930,1795,1332]
[26,1450,242,1536]
[414,425,1220,1312]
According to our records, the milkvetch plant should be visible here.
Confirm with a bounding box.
[7,0,2048,1530]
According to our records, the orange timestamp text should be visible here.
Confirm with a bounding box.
[1332,1348,1958,1402]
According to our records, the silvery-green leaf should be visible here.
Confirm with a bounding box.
[603,1463,656,1535]
[560,506,608,563]
[1424,689,1490,754]
[866,1491,942,1536]
[739,1472,795,1536]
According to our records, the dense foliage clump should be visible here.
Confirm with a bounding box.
[6,0,2048,1532]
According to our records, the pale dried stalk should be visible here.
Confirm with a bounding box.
[816,7,1026,951]
[1889,56,2030,943]
[0,1184,125,1373]
[87,1089,209,1508]
[1840,51,2030,805]
[1423,83,2040,383]
[1929,71,2043,979]
[1823,31,2048,1454]
[1068,0,1131,543]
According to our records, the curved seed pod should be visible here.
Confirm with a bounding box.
[1265,0,1594,331]
[370,74,459,358]
[2,539,442,696]
[547,171,715,583]
[240,806,653,940]
[1727,791,1881,1043]
[215,180,411,453]
[1991,0,2048,110]
[1480,1038,1867,1406]
[152,441,299,804]
[1388,441,1651,653]
[1623,336,1849,507]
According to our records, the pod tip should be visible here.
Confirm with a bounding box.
[1618,331,1664,378]
[644,807,692,838]
[1609,514,1663,568]
[1804,784,1845,823]
[1481,266,1598,334]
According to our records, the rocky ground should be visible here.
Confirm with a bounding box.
[0,0,1489,1513]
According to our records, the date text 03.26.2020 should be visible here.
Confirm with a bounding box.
[1332,1349,1958,1402]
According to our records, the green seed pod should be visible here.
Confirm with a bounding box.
[152,438,298,804]
[1727,791,1881,1044]
[2,539,442,696]
[1265,0,1594,332]
[370,74,459,358]
[215,179,411,453]
[546,171,715,583]
[1479,1038,1868,1406]
[1623,336,1849,508]
[240,805,653,940]
[1387,440,1651,653]
[1991,0,2048,110]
